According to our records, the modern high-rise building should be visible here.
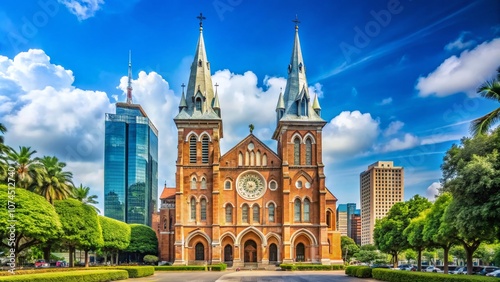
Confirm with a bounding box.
[104,53,159,226]
[350,210,361,245]
[360,161,404,245]
[337,203,359,239]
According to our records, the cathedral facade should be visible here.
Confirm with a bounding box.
[158,19,342,267]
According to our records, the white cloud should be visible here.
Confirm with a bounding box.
[444,32,477,51]
[425,182,441,200]
[378,133,419,153]
[323,111,380,159]
[383,120,404,137]
[417,38,500,97]
[58,0,104,20]
[378,97,393,105]
[308,82,324,99]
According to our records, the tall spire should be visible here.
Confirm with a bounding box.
[277,16,323,121]
[176,12,218,120]
[126,50,133,104]
[179,83,187,113]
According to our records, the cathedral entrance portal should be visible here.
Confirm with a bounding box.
[244,240,257,264]
[224,245,233,267]
[269,243,278,263]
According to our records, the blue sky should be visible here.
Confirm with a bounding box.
[1,0,499,212]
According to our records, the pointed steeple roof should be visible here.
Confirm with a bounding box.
[312,93,321,110]
[126,50,133,104]
[178,83,187,112]
[276,88,285,110]
[175,13,219,120]
[213,83,220,109]
[278,17,324,122]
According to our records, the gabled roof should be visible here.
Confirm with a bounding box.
[220,134,281,161]
[160,187,176,200]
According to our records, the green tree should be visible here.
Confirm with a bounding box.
[0,185,62,263]
[54,198,103,267]
[470,67,500,136]
[74,184,100,213]
[374,195,431,268]
[6,146,43,189]
[125,224,158,262]
[404,249,417,264]
[403,210,430,271]
[98,216,130,265]
[474,244,495,265]
[450,245,466,265]
[341,236,359,263]
[353,244,380,264]
[36,156,74,204]
[422,193,456,273]
[0,123,6,144]
[143,255,158,265]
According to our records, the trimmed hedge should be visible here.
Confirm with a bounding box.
[210,263,227,271]
[372,268,500,282]
[345,266,372,278]
[0,270,128,282]
[110,266,154,278]
[280,264,344,271]
[155,265,206,271]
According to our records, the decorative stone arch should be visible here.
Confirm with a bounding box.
[185,131,199,142]
[265,200,277,208]
[222,202,235,208]
[251,202,260,208]
[292,170,313,184]
[187,195,198,203]
[266,232,282,246]
[302,195,312,202]
[185,230,212,247]
[198,194,209,203]
[302,133,316,144]
[290,132,302,144]
[220,232,237,244]
[290,228,318,246]
[326,208,334,229]
[235,226,267,247]
[198,131,212,142]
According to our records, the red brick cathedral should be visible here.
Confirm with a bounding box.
[158,18,342,267]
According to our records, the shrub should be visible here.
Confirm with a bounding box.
[113,266,154,278]
[155,265,206,271]
[210,263,227,271]
[345,265,359,276]
[143,255,158,265]
[372,268,499,282]
[280,264,344,271]
[355,266,372,278]
[0,270,128,282]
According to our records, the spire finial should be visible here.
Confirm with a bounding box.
[181,83,186,93]
[197,12,206,29]
[126,50,133,104]
[292,14,300,30]
[214,83,219,93]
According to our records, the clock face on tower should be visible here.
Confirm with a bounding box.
[237,171,266,200]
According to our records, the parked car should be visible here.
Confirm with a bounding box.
[398,264,412,270]
[477,266,499,276]
[424,266,443,273]
[34,259,50,268]
[370,264,391,269]
[486,269,500,277]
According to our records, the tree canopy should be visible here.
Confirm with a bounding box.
[99,215,130,252]
[125,224,158,257]
[0,185,61,261]
[341,236,359,263]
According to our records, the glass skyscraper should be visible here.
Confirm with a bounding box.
[104,102,158,226]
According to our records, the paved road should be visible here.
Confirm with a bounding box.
[126,270,378,282]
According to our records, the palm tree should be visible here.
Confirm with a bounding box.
[0,123,6,144]
[470,67,500,136]
[0,123,7,181]
[7,146,43,189]
[35,156,74,204]
[73,183,100,213]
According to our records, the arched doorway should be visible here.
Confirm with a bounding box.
[224,245,233,267]
[195,243,204,261]
[296,243,305,262]
[269,243,278,263]
[244,240,257,263]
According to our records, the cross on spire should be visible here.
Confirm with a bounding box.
[214,83,219,92]
[197,12,206,28]
[292,14,300,29]
[181,83,186,92]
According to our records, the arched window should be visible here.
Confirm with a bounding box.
[253,205,260,223]
[326,211,332,228]
[201,178,207,189]
[268,203,275,223]
[262,154,267,166]
[238,152,243,166]
[200,198,207,220]
[195,243,204,260]
[294,199,301,222]
[224,180,231,190]
[256,151,261,166]
[191,177,197,190]
[189,135,197,163]
[250,151,255,166]
[195,98,202,111]
[225,205,233,223]
[163,218,167,230]
[190,198,196,221]
[303,198,310,222]
[242,204,249,223]
[169,215,173,230]
[294,138,300,165]
[245,151,249,166]
[305,138,312,165]
[201,135,209,163]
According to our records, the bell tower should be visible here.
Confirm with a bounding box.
[173,13,224,265]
